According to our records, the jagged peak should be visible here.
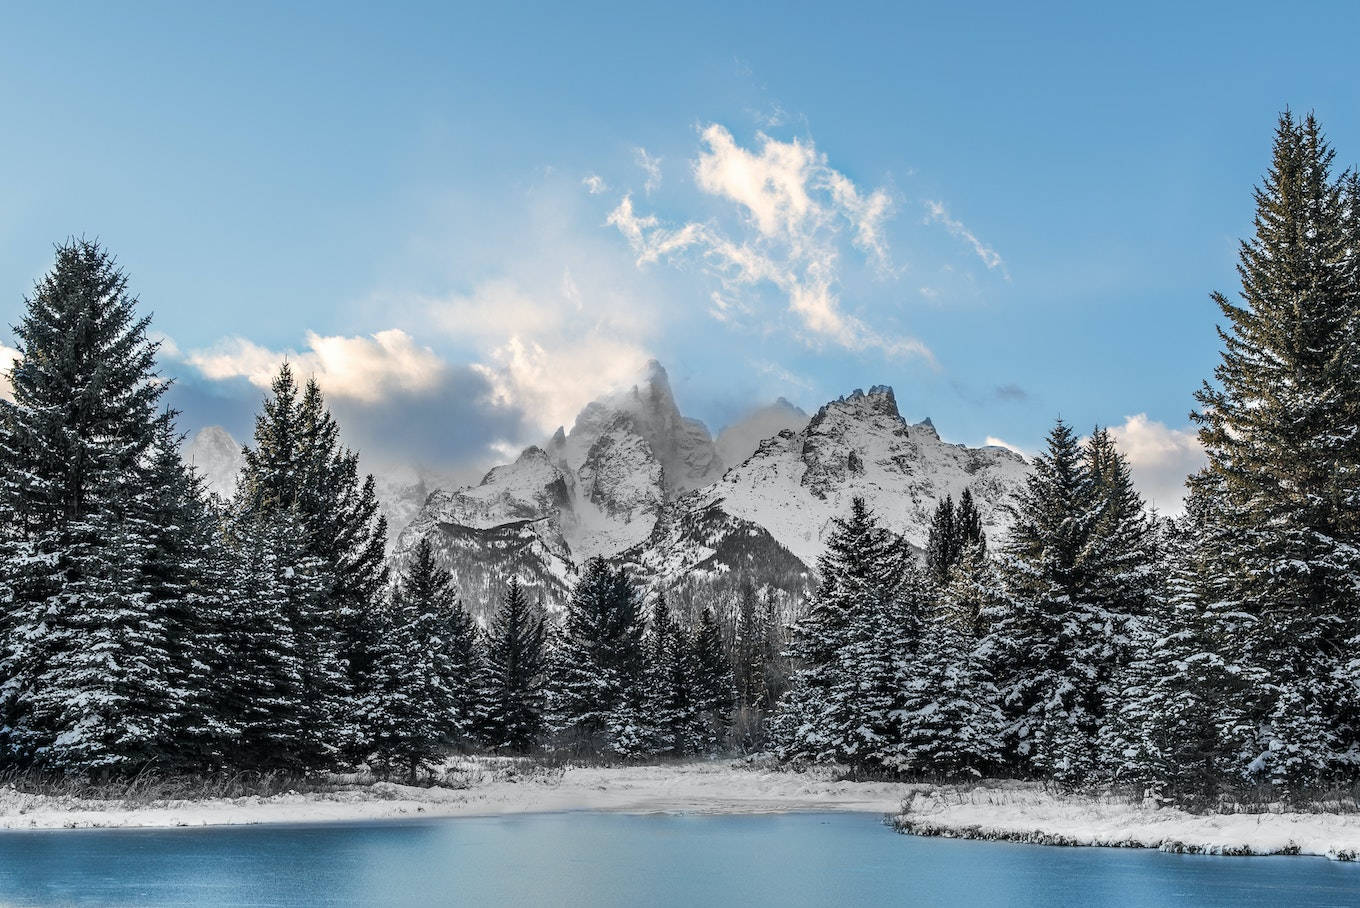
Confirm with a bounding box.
[816,384,900,422]
[550,426,566,447]
[914,416,939,439]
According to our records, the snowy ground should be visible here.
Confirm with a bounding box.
[5,761,1360,862]
[0,760,911,831]
[892,782,1360,861]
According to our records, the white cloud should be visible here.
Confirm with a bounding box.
[582,174,608,195]
[634,147,662,194]
[187,329,445,403]
[0,345,19,402]
[607,124,929,362]
[984,436,1029,458]
[419,271,658,436]
[924,200,1009,279]
[471,334,652,435]
[1108,414,1205,515]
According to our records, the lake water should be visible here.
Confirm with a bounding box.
[0,811,1357,906]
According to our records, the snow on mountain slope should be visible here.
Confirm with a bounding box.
[653,386,1029,573]
[394,374,1028,611]
[183,426,245,499]
[714,398,809,470]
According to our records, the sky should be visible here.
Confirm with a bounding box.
[3,1,1359,510]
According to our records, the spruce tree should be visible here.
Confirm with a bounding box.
[925,495,957,584]
[1191,111,1360,788]
[549,558,646,751]
[690,606,733,752]
[483,578,548,753]
[235,367,389,768]
[0,240,172,771]
[982,419,1105,783]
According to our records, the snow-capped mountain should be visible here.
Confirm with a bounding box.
[183,426,245,499]
[622,386,1028,592]
[394,371,1030,617]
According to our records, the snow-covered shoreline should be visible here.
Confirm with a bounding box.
[6,761,1360,865]
[891,783,1360,862]
[0,762,912,831]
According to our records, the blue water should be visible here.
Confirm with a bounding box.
[0,811,1357,907]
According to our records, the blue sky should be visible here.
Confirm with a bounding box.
[3,1,1358,506]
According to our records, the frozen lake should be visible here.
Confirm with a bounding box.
[1,811,1358,906]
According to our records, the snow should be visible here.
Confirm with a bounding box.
[892,781,1360,861]
[182,426,245,499]
[4,764,1358,861]
[0,761,910,830]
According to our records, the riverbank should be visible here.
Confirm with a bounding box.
[6,760,1360,862]
[0,760,911,830]
[891,783,1360,861]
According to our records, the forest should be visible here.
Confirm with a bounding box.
[2,110,1358,811]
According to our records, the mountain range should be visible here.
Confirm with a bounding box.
[182,362,1029,622]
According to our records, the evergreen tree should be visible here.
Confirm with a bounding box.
[775,497,916,768]
[982,419,1105,783]
[735,582,768,711]
[898,554,1005,779]
[925,495,957,584]
[0,240,171,770]
[483,578,548,753]
[549,558,646,752]
[1191,111,1360,788]
[690,606,733,752]
[957,488,987,558]
[235,366,390,768]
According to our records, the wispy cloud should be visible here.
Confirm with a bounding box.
[634,147,662,194]
[924,200,1009,279]
[582,174,608,195]
[606,123,930,363]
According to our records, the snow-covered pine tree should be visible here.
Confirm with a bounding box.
[897,547,1005,779]
[0,240,173,771]
[482,578,548,753]
[925,495,957,585]
[548,558,646,752]
[983,419,1106,784]
[690,606,733,753]
[735,582,768,711]
[774,497,918,768]
[139,415,232,771]
[235,366,389,768]
[957,488,987,559]
[1102,474,1252,805]
[1190,111,1360,789]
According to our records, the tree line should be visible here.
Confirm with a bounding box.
[773,110,1360,807]
[2,109,1357,808]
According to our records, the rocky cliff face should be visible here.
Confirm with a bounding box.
[393,371,1030,619]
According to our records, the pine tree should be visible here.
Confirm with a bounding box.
[235,367,389,768]
[957,488,987,558]
[925,495,957,584]
[1190,111,1360,788]
[898,556,1005,779]
[735,582,768,711]
[139,415,230,771]
[690,606,733,752]
[775,497,916,768]
[549,558,646,752]
[483,578,548,753]
[0,240,171,771]
[1103,475,1251,804]
[982,419,1105,783]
